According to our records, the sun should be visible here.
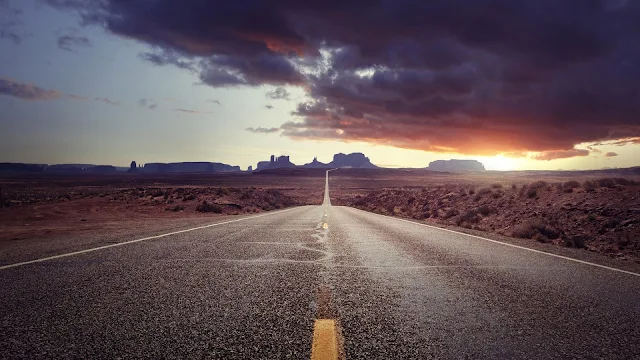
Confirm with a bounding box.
[483,154,518,171]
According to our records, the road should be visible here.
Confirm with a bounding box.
[1,171,639,359]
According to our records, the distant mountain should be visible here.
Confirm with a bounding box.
[142,162,240,173]
[427,159,485,172]
[256,155,296,171]
[0,163,47,173]
[329,153,378,168]
[302,157,329,169]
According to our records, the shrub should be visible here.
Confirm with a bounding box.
[182,194,196,201]
[562,180,580,193]
[196,200,223,213]
[512,183,517,189]
[477,206,496,216]
[491,183,503,189]
[456,209,480,225]
[597,178,616,188]
[526,188,538,198]
[511,218,560,240]
[216,187,230,196]
[443,208,459,219]
[151,189,164,197]
[583,181,596,193]
[167,204,184,212]
[468,188,476,195]
[473,187,492,201]
[613,178,632,186]
[530,180,548,190]
[491,191,503,199]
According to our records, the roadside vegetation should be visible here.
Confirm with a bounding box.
[341,178,640,263]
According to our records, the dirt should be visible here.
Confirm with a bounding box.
[1,170,639,263]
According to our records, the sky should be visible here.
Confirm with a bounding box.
[0,0,639,171]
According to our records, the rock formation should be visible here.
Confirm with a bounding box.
[329,153,377,168]
[256,155,297,171]
[302,157,329,168]
[427,159,486,172]
[142,162,241,173]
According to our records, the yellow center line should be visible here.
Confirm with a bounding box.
[311,319,339,360]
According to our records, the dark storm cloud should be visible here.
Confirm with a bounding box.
[45,0,640,158]
[605,152,619,157]
[0,78,62,100]
[246,127,280,134]
[265,104,274,109]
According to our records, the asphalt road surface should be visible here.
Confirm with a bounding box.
[1,171,639,359]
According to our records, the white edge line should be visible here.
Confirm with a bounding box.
[0,206,301,271]
[346,206,640,277]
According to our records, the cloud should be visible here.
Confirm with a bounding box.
[0,78,62,100]
[266,86,290,100]
[94,97,120,105]
[56,28,91,52]
[45,0,640,156]
[605,152,619,157]
[138,50,196,71]
[532,149,590,161]
[246,127,280,134]
[207,99,221,105]
[265,104,274,109]
[138,98,157,109]
[0,1,24,44]
[175,108,212,114]
[67,93,88,100]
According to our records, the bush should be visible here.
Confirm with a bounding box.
[583,181,596,193]
[473,188,492,201]
[196,200,223,213]
[526,188,538,198]
[530,181,548,190]
[477,206,496,216]
[216,187,230,196]
[613,178,632,186]
[511,218,560,240]
[597,178,616,188]
[456,209,480,225]
[167,204,184,212]
[443,208,459,219]
[491,183,503,189]
[182,194,196,201]
[562,180,580,193]
[512,183,517,189]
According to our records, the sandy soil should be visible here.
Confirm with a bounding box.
[1,169,639,263]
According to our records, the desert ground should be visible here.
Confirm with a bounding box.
[1,168,639,263]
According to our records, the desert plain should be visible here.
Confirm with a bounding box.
[1,167,639,265]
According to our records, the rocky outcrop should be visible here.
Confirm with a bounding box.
[142,162,240,173]
[427,159,485,172]
[329,153,377,168]
[86,165,117,174]
[0,163,46,173]
[302,157,329,168]
[256,155,297,171]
